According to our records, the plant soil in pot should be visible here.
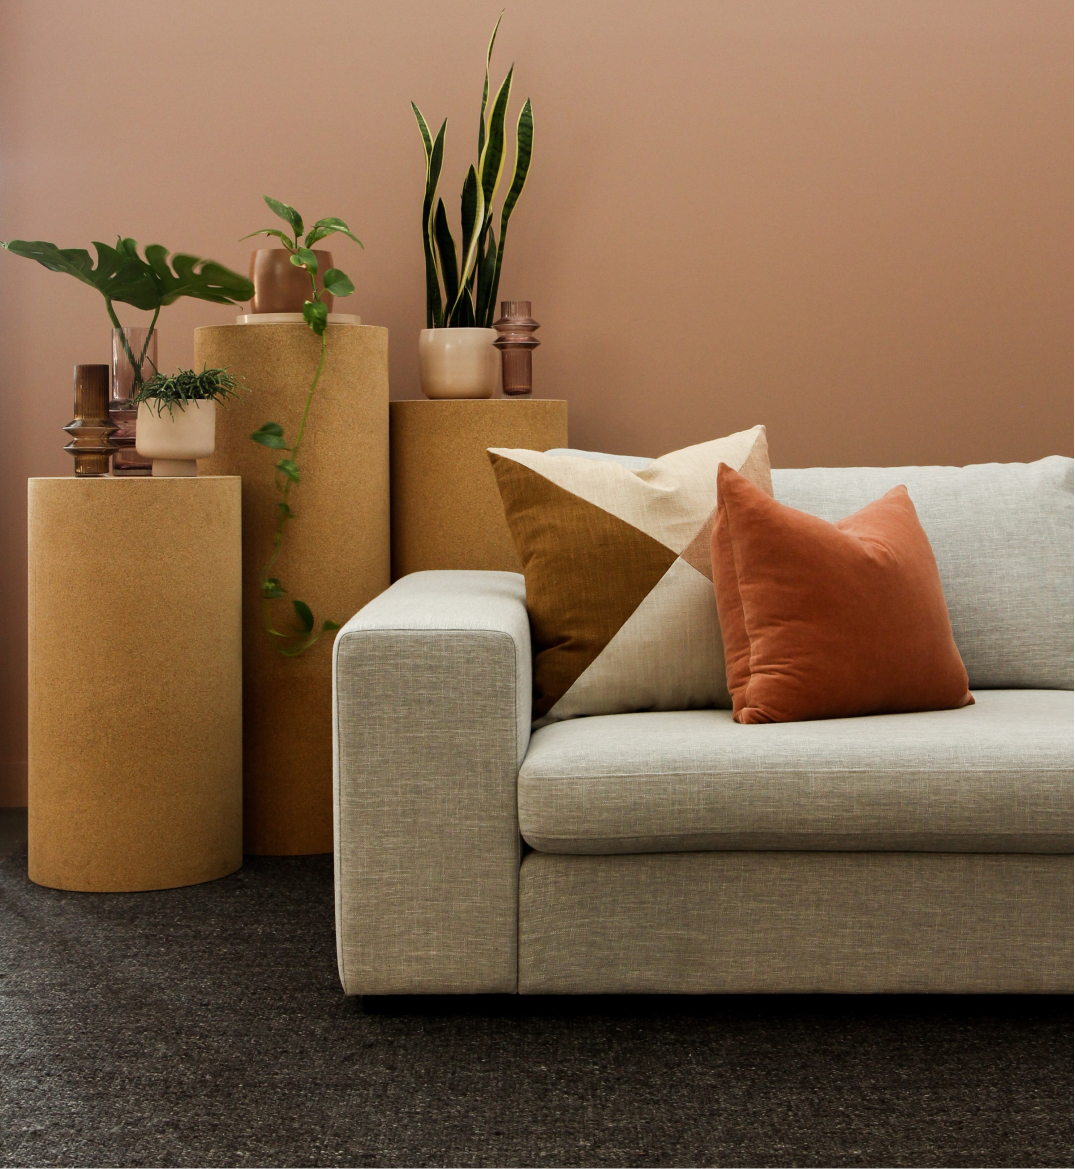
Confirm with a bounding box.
[249,249,335,314]
[419,327,499,398]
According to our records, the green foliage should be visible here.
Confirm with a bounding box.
[0,237,254,394]
[412,12,534,329]
[132,365,243,417]
[242,196,363,658]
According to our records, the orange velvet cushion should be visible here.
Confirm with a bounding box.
[711,463,974,724]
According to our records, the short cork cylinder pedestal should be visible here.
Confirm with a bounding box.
[27,476,243,892]
[195,323,390,856]
[390,398,568,578]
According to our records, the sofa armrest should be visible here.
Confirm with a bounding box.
[332,570,531,995]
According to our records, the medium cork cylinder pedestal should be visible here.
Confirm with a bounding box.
[391,398,568,577]
[27,477,242,892]
[196,323,390,856]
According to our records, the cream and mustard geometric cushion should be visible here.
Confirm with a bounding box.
[488,425,773,725]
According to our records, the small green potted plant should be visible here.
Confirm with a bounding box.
[412,12,534,398]
[132,366,241,477]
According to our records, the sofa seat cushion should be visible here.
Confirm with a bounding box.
[517,689,1073,855]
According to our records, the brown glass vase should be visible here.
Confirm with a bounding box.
[249,249,335,314]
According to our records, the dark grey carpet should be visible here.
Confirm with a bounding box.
[0,845,1070,1169]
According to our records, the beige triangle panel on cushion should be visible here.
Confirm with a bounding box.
[488,425,772,722]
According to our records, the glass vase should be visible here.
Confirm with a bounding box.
[110,327,157,476]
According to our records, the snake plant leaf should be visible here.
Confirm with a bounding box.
[500,98,534,238]
[2,238,159,309]
[263,196,303,240]
[478,10,505,158]
[479,65,513,214]
[412,103,446,328]
[321,268,354,297]
[239,227,295,249]
[476,226,497,326]
[291,247,318,275]
[433,199,459,314]
[302,299,329,335]
[144,245,254,306]
[305,218,363,248]
[292,600,315,633]
[489,98,534,318]
[451,165,485,318]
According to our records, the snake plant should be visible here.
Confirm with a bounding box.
[412,12,534,329]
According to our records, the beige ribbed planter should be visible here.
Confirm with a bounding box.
[196,322,390,855]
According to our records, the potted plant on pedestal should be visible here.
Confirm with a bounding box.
[0,236,252,471]
[242,195,363,656]
[412,13,534,399]
[132,366,242,476]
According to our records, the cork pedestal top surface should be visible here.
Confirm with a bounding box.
[27,476,243,892]
[391,398,568,578]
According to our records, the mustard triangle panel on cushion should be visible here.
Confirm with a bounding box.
[488,425,772,722]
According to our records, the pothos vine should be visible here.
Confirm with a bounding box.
[242,196,363,657]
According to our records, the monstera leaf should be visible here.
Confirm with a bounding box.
[2,237,253,310]
[143,245,254,306]
[2,238,158,309]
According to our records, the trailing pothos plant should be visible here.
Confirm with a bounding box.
[242,195,363,658]
[0,236,252,393]
[412,11,534,329]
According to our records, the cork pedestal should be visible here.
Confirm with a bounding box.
[27,477,242,892]
[391,398,568,577]
[196,323,390,856]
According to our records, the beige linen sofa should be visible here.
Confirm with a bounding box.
[332,456,1074,995]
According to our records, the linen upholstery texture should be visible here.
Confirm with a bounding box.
[488,426,772,725]
[518,691,1073,855]
[771,456,1074,690]
[333,571,529,995]
[518,851,1074,994]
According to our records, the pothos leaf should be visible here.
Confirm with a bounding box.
[261,578,287,599]
[275,458,300,482]
[239,227,295,249]
[292,600,315,632]
[291,247,318,274]
[263,196,303,239]
[303,299,328,335]
[321,268,354,297]
[251,422,289,449]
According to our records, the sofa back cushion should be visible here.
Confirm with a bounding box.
[771,456,1073,690]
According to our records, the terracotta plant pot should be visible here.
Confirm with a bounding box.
[135,400,216,476]
[418,328,499,399]
[249,249,335,314]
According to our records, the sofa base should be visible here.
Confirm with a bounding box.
[518,851,1073,994]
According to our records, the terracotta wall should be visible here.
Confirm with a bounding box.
[0,1,1070,803]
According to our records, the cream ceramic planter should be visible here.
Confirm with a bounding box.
[135,400,216,476]
[419,328,499,399]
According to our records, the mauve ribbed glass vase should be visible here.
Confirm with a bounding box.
[492,301,540,396]
[110,327,156,476]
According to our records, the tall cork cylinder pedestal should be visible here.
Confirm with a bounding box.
[196,323,390,856]
[27,477,242,892]
[391,399,568,577]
